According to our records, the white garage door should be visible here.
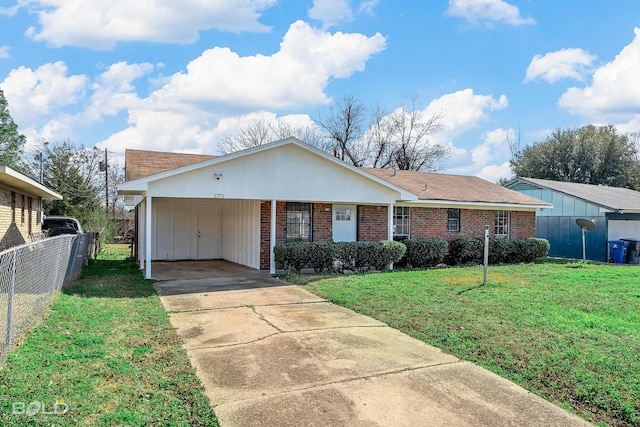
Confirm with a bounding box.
[608,220,640,241]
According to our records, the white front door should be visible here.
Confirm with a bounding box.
[332,205,357,242]
[197,207,222,259]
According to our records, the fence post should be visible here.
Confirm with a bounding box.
[5,250,17,348]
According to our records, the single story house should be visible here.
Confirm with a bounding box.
[0,164,63,251]
[505,177,640,262]
[118,138,551,278]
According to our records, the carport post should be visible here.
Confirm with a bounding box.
[388,203,394,271]
[145,196,152,279]
[270,199,277,275]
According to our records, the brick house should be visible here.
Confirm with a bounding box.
[119,138,551,278]
[0,164,63,251]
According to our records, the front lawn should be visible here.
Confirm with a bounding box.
[287,262,640,427]
[0,244,218,426]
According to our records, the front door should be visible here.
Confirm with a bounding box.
[332,205,356,242]
[197,207,221,259]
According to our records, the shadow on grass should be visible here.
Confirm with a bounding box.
[63,258,157,298]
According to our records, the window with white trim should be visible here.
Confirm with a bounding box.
[495,210,510,237]
[447,208,460,232]
[335,208,351,221]
[286,202,312,242]
[393,206,410,240]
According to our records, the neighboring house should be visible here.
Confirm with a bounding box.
[0,164,63,251]
[505,177,640,262]
[119,138,551,278]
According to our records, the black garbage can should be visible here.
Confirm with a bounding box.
[621,239,640,264]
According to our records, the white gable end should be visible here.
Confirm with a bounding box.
[147,144,405,204]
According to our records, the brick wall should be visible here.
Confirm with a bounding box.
[0,186,41,251]
[259,202,537,269]
[409,207,536,240]
[358,205,388,241]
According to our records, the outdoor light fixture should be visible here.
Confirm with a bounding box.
[214,173,223,180]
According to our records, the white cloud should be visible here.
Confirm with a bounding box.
[24,0,277,49]
[309,0,353,28]
[525,48,596,83]
[151,21,386,110]
[471,127,513,165]
[0,46,10,58]
[358,0,379,16]
[558,27,640,131]
[1,62,88,128]
[0,4,19,16]
[100,22,384,153]
[424,88,508,138]
[446,0,535,27]
[476,161,512,183]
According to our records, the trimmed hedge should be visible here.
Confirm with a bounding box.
[404,238,448,268]
[274,240,406,273]
[448,237,550,265]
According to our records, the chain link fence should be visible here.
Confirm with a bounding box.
[0,233,95,365]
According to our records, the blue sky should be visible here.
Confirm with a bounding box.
[1,0,639,182]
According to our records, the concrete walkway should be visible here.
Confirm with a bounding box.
[154,261,592,427]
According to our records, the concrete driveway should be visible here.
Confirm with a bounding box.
[154,261,592,427]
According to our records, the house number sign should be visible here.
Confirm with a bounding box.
[214,194,224,198]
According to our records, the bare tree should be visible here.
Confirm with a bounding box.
[219,118,326,154]
[315,94,369,166]
[365,98,447,171]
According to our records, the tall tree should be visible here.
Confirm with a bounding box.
[219,118,327,154]
[315,94,369,166]
[512,125,640,189]
[39,140,102,220]
[0,88,26,168]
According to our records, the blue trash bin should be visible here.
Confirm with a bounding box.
[608,240,630,263]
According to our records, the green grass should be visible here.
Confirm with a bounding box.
[0,244,218,426]
[286,261,640,427]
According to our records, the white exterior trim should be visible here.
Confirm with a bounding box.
[270,199,276,275]
[145,196,152,279]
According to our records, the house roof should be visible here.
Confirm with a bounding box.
[509,177,640,213]
[0,164,63,200]
[125,149,216,181]
[120,139,550,209]
[365,168,551,208]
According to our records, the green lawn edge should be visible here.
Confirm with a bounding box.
[0,244,218,426]
[286,261,640,427]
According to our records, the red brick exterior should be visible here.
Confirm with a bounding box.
[358,205,388,241]
[259,202,537,269]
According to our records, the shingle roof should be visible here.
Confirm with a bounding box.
[123,148,549,207]
[514,177,640,211]
[125,149,216,181]
[365,168,550,206]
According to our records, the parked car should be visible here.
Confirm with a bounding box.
[43,216,84,237]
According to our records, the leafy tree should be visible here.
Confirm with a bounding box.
[38,140,103,221]
[0,88,26,168]
[512,125,640,189]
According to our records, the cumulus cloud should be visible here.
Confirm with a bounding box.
[476,162,512,182]
[558,27,640,131]
[308,0,353,28]
[525,48,596,83]
[24,0,277,49]
[100,22,385,152]
[151,21,386,110]
[446,0,535,27]
[0,4,19,16]
[1,62,88,128]
[0,46,10,58]
[424,88,508,138]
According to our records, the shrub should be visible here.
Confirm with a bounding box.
[449,237,551,265]
[448,238,484,265]
[273,242,312,273]
[404,238,448,268]
[274,240,406,274]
